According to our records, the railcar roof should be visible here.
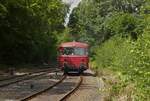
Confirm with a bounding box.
[59,42,88,48]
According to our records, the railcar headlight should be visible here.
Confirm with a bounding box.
[81,59,84,62]
[64,59,67,62]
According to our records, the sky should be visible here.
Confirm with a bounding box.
[62,0,82,27]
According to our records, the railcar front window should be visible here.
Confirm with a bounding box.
[74,48,85,55]
[63,47,74,55]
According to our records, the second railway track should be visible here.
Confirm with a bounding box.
[0,70,63,101]
[0,68,58,82]
[0,68,60,88]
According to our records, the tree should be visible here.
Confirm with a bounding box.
[0,0,67,64]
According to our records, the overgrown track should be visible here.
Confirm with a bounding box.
[60,76,83,101]
[0,68,60,88]
[20,75,67,101]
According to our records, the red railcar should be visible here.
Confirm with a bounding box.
[57,41,89,74]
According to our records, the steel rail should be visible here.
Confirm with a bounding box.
[20,75,67,101]
[0,69,60,88]
[0,68,57,82]
[0,74,28,82]
[59,76,83,101]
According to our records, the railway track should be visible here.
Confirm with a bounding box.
[20,75,83,101]
[0,68,60,88]
[20,75,67,101]
[60,76,83,101]
[0,68,57,82]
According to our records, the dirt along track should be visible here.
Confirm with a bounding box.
[66,70,102,101]
[0,69,63,101]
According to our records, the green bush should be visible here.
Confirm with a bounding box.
[94,33,150,100]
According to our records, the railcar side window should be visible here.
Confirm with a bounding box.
[85,48,88,55]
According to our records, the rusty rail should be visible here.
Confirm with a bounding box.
[59,76,83,101]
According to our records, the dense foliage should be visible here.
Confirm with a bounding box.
[68,0,144,44]
[68,0,150,100]
[0,0,67,64]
